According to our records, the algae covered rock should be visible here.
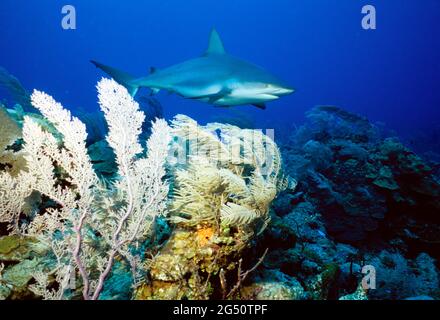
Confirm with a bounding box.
[339,284,368,300]
[88,139,117,177]
[0,235,51,300]
[0,235,48,262]
[3,258,42,290]
[241,282,299,300]
[241,269,305,300]
[135,226,241,300]
[263,214,297,249]
[366,250,439,300]
[370,166,399,190]
[0,235,21,259]
[134,116,288,300]
[305,263,340,300]
[0,283,12,300]
[281,106,440,248]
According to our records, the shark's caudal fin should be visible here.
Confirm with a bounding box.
[205,28,226,55]
[91,60,139,96]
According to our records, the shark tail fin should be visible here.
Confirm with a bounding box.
[91,60,139,96]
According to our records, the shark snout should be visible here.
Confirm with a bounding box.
[273,87,294,96]
[266,84,294,97]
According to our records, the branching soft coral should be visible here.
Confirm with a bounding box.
[1,79,287,301]
[0,171,35,233]
[3,78,171,300]
[170,115,286,237]
[134,115,288,299]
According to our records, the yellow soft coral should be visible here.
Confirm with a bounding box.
[169,114,286,237]
[135,115,287,300]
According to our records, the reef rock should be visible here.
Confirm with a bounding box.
[0,235,48,262]
[0,235,50,299]
[88,139,117,177]
[241,269,305,300]
[280,106,440,249]
[339,284,368,300]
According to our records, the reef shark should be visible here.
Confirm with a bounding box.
[91,29,294,109]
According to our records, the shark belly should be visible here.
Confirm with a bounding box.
[177,84,223,99]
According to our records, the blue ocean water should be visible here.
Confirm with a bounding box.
[0,0,439,144]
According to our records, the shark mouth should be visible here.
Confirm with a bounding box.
[272,88,295,96]
[257,94,280,100]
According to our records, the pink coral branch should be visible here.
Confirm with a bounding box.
[73,210,91,300]
[90,161,134,300]
[91,167,161,300]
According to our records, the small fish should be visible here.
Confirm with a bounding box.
[317,230,326,237]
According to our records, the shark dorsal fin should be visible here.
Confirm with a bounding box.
[205,28,226,56]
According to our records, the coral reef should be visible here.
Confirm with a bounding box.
[366,250,439,300]
[135,115,287,299]
[280,106,440,248]
[257,105,440,300]
[0,78,287,300]
[0,67,34,112]
[0,71,438,300]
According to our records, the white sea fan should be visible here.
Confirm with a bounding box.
[169,113,286,235]
[0,170,35,233]
[97,78,145,174]
[96,78,171,247]
[6,78,172,300]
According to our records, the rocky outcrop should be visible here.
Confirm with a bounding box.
[281,106,440,251]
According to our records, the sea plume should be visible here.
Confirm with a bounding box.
[1,78,171,300]
[135,114,289,299]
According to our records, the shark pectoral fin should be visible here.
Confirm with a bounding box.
[187,87,231,103]
[252,103,266,110]
[150,88,161,95]
[208,94,224,104]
